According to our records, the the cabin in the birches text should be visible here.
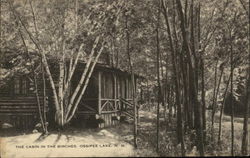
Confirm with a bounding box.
[0,60,142,130]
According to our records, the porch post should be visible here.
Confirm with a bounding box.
[98,71,102,115]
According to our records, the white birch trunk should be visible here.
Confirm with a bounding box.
[58,48,65,125]
[65,36,100,118]
[9,2,61,112]
[66,41,105,122]
[64,44,84,96]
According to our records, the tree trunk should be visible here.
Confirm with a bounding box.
[65,37,100,119]
[125,12,137,148]
[241,1,250,155]
[42,60,48,134]
[9,2,61,114]
[188,65,195,129]
[179,44,190,130]
[215,68,224,110]
[197,3,206,141]
[190,0,199,94]
[218,74,231,144]
[241,63,250,156]
[201,59,206,139]
[164,75,169,124]
[17,24,47,134]
[156,3,161,152]
[168,86,173,123]
[241,0,250,154]
[146,79,150,111]
[64,44,84,97]
[175,0,204,155]
[33,73,46,132]
[66,41,105,123]
[58,50,65,126]
[230,31,234,156]
[211,60,218,139]
[162,1,185,155]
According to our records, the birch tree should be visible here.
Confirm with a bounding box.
[6,0,124,127]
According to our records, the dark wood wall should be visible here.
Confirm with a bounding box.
[0,75,48,129]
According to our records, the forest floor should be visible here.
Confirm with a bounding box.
[0,125,155,157]
[135,106,250,156]
[211,112,250,156]
[0,115,158,157]
[0,108,249,157]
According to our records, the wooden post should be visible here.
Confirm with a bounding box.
[117,77,120,110]
[126,78,129,110]
[98,72,102,115]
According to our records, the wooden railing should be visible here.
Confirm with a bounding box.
[76,97,138,116]
[100,98,119,113]
[120,98,135,119]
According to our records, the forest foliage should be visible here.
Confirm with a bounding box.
[0,0,249,156]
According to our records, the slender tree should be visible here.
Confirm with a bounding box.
[230,28,235,156]
[156,0,161,152]
[211,59,218,139]
[175,0,204,155]
[11,3,47,133]
[218,74,231,144]
[162,0,185,156]
[241,0,250,155]
[125,8,137,148]
[41,60,48,134]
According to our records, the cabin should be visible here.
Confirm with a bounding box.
[0,61,141,130]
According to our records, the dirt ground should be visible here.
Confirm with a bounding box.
[0,108,249,157]
[0,111,158,157]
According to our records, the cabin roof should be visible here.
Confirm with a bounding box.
[0,50,144,80]
[46,56,144,79]
[82,62,143,79]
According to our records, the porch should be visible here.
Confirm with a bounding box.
[75,70,136,128]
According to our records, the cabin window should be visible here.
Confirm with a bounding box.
[14,77,27,95]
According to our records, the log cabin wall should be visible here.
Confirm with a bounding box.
[0,75,48,130]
